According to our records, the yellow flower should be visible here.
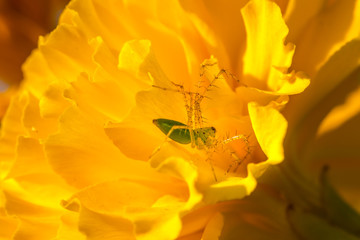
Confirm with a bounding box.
[0,0,315,239]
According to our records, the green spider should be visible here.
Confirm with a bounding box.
[151,65,250,181]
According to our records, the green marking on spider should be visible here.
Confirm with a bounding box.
[153,118,216,148]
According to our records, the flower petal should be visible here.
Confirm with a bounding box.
[66,157,201,240]
[248,102,287,165]
[0,92,28,178]
[302,112,360,212]
[290,0,360,77]
[56,212,86,240]
[78,205,135,240]
[0,216,19,239]
[318,86,360,135]
[218,189,296,240]
[6,137,52,178]
[45,106,158,188]
[241,0,295,90]
[179,0,249,71]
[285,39,360,160]
[201,212,223,240]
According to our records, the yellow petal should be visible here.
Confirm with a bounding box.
[241,0,294,90]
[203,172,257,204]
[318,86,360,135]
[248,102,287,165]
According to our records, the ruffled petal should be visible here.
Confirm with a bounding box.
[249,102,287,165]
[62,157,202,240]
[241,0,295,90]
[289,0,360,77]
[45,106,158,188]
[285,39,360,160]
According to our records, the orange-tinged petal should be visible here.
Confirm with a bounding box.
[179,203,220,239]
[0,92,28,178]
[105,123,159,161]
[64,157,201,240]
[37,24,97,82]
[117,39,172,91]
[38,82,71,118]
[22,93,59,139]
[0,216,19,239]
[284,0,326,43]
[11,217,60,240]
[318,86,360,135]
[290,0,360,77]
[284,39,360,158]
[0,86,16,119]
[6,137,51,178]
[3,178,64,213]
[56,212,86,240]
[78,205,136,240]
[301,112,360,212]
[22,50,59,98]
[45,106,159,188]
[5,136,73,207]
[209,189,297,240]
[2,181,66,240]
[179,0,249,72]
[201,212,223,240]
[65,0,132,48]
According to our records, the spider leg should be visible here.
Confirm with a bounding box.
[221,134,251,174]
